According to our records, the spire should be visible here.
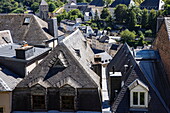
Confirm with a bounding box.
[40,0,48,5]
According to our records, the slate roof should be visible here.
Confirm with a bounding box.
[140,0,163,10]
[89,0,104,6]
[0,30,13,46]
[110,0,133,7]
[0,66,21,91]
[17,29,100,88]
[0,14,64,45]
[0,43,51,60]
[107,43,170,113]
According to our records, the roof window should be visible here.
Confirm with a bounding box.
[24,17,30,24]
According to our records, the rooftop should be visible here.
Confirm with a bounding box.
[0,66,22,91]
[0,43,51,60]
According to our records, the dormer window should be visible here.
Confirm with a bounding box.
[24,17,30,24]
[128,79,149,108]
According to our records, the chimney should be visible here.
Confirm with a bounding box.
[15,44,34,59]
[48,18,58,39]
[156,16,164,32]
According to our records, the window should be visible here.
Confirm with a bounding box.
[24,17,30,24]
[128,79,149,108]
[62,96,74,111]
[132,92,145,106]
[0,107,3,113]
[32,95,45,110]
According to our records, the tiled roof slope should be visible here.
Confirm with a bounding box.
[107,43,170,113]
[0,14,63,45]
[17,29,100,88]
[89,0,104,6]
[110,0,132,7]
[140,0,163,10]
[0,66,21,91]
[0,30,13,46]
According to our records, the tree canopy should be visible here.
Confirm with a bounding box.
[115,4,128,23]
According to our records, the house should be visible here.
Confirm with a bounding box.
[0,66,22,113]
[60,19,81,32]
[0,30,51,77]
[140,0,165,10]
[152,17,170,83]
[0,14,64,48]
[12,29,101,112]
[109,0,135,8]
[106,43,170,113]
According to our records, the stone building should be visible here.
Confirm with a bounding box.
[0,30,51,77]
[106,43,170,113]
[0,66,21,113]
[39,0,49,20]
[12,29,101,112]
[0,14,64,48]
[152,17,170,83]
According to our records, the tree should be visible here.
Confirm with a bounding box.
[145,29,152,37]
[114,4,128,23]
[31,2,39,13]
[11,8,24,13]
[120,29,136,43]
[68,9,83,20]
[148,9,157,33]
[49,2,56,12]
[128,10,137,28]
[141,8,149,29]
[94,10,99,21]
[100,8,111,20]
[77,0,86,3]
[104,0,112,7]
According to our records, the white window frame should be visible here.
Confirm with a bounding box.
[130,90,148,108]
[128,79,149,108]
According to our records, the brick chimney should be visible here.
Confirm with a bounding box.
[15,44,34,59]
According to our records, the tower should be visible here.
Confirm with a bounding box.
[39,0,49,20]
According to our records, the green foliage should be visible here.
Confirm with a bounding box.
[133,0,144,6]
[141,8,149,29]
[77,0,86,3]
[49,2,56,12]
[164,4,170,15]
[148,9,157,33]
[57,9,83,22]
[68,9,83,20]
[120,29,136,43]
[145,29,152,37]
[31,2,39,12]
[104,0,112,7]
[11,8,24,13]
[100,8,111,20]
[128,10,137,28]
[115,4,128,23]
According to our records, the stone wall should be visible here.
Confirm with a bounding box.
[152,22,170,82]
[12,87,101,111]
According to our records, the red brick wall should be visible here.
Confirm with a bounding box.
[153,22,170,82]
